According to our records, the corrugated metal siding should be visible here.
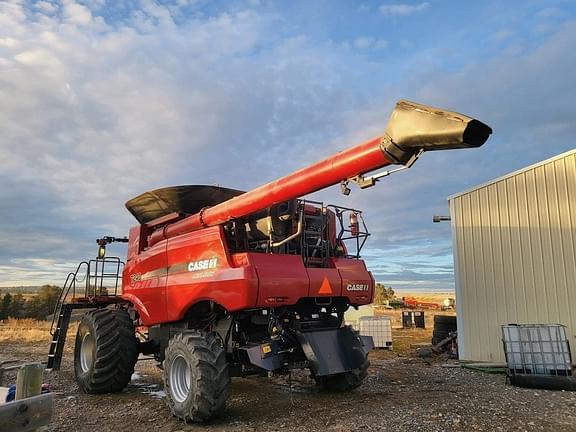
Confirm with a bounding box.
[450,150,576,362]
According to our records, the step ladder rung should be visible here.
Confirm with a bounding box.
[47,301,75,371]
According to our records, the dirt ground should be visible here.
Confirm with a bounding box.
[2,318,576,432]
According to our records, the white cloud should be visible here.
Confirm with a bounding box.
[0,37,18,47]
[63,3,93,25]
[353,37,389,50]
[380,2,429,17]
[0,3,275,228]
[35,2,58,14]
[0,259,82,287]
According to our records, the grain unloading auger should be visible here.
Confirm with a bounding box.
[47,100,491,422]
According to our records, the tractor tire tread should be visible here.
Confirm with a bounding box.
[163,331,230,423]
[74,308,139,394]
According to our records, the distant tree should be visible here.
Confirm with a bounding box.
[9,294,26,318]
[26,285,62,319]
[0,286,63,320]
[0,293,13,320]
[373,283,395,304]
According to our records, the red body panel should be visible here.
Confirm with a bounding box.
[122,226,374,326]
[122,237,168,324]
[307,268,342,297]
[163,226,259,322]
[333,258,375,304]
[252,254,309,306]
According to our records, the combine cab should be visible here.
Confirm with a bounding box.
[47,100,491,422]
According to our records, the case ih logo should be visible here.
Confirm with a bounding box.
[346,283,369,291]
[130,273,142,284]
[188,257,218,272]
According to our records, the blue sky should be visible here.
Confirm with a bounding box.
[1,0,575,289]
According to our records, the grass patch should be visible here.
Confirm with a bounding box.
[0,318,52,342]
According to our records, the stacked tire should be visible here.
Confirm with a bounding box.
[432,315,456,346]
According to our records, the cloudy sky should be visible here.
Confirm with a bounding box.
[1,0,575,290]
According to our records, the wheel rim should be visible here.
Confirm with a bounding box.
[80,331,95,373]
[170,355,191,403]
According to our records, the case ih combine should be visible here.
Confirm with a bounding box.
[47,100,491,422]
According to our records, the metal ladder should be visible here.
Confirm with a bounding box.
[47,303,74,370]
[301,200,328,267]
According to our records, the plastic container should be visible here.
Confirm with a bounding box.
[501,324,572,376]
[413,311,425,329]
[402,311,413,328]
[359,316,392,348]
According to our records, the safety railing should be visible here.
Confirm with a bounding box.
[49,257,124,336]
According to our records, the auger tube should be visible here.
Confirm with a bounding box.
[147,99,491,247]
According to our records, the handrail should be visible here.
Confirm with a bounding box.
[50,257,126,336]
[87,257,124,299]
[49,261,89,336]
[326,204,370,258]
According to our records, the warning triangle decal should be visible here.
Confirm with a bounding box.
[318,276,333,295]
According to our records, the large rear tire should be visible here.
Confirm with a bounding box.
[74,308,139,393]
[315,358,369,392]
[163,331,230,422]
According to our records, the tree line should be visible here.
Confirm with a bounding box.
[373,283,395,304]
[0,285,62,320]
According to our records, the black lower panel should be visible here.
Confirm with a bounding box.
[296,327,373,376]
[237,326,373,376]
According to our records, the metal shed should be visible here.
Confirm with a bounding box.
[448,149,576,362]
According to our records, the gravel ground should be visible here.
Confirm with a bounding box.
[3,340,576,432]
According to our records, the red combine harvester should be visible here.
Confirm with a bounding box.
[47,100,491,422]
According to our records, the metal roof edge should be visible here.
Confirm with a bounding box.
[447,148,576,201]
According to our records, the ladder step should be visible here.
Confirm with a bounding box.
[46,302,74,371]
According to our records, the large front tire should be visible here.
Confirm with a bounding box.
[315,358,369,392]
[163,331,230,422]
[74,308,139,393]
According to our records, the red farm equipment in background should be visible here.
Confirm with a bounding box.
[47,100,491,422]
[403,297,441,310]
